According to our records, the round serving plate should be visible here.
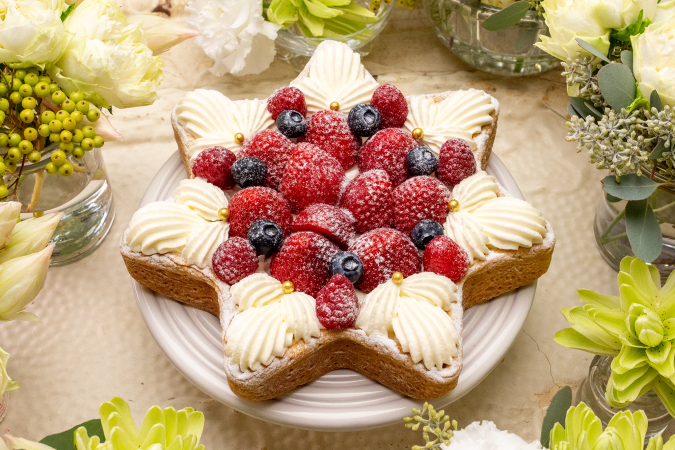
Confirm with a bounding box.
[131,150,537,431]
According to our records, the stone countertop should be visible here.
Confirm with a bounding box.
[0,3,619,449]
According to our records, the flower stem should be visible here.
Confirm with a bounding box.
[25,170,43,213]
[653,199,675,213]
[601,206,627,243]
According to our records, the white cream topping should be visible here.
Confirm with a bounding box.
[181,221,229,268]
[452,171,499,212]
[404,89,495,153]
[127,202,204,255]
[444,210,490,262]
[356,272,459,370]
[173,177,229,221]
[290,40,379,114]
[225,273,322,372]
[174,89,273,159]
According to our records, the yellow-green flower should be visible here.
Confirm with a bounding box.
[0,347,18,399]
[267,0,376,38]
[0,212,63,265]
[0,244,53,322]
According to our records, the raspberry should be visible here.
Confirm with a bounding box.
[280,143,345,214]
[371,84,408,129]
[238,130,295,190]
[423,236,469,283]
[358,128,417,186]
[340,170,393,233]
[392,176,452,235]
[293,203,355,249]
[267,87,307,120]
[316,274,359,329]
[228,186,293,238]
[349,228,421,293]
[270,231,340,297]
[191,146,237,190]
[212,237,259,284]
[299,110,360,170]
[436,138,476,188]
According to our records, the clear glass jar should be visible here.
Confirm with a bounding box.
[422,0,559,76]
[6,145,114,265]
[275,0,395,72]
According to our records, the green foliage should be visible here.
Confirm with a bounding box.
[625,199,662,263]
[60,4,74,22]
[601,173,658,201]
[40,420,103,450]
[611,10,652,42]
[540,386,572,448]
[481,2,530,31]
[576,38,610,63]
[404,402,456,450]
[598,63,637,111]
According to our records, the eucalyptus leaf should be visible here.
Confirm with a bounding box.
[607,193,622,202]
[621,50,634,73]
[540,386,572,448]
[650,140,667,160]
[651,90,663,111]
[626,199,662,263]
[481,2,530,31]
[570,96,601,119]
[40,419,104,450]
[576,38,610,63]
[602,173,658,200]
[584,101,603,119]
[598,63,637,111]
[568,104,579,117]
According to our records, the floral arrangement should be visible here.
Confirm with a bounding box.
[534,0,675,262]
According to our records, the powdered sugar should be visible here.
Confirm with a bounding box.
[357,128,417,186]
[340,169,393,233]
[299,110,361,170]
[371,84,408,129]
[228,186,293,238]
[212,237,259,284]
[392,176,452,235]
[239,130,296,190]
[292,203,356,249]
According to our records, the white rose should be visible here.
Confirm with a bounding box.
[631,18,675,107]
[0,0,68,68]
[47,0,164,109]
[591,0,657,30]
[187,0,281,76]
[653,0,675,24]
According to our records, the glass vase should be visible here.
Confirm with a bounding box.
[7,145,114,266]
[576,356,672,439]
[0,392,8,423]
[422,0,559,76]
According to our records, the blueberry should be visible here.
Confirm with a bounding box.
[348,103,381,137]
[411,219,444,250]
[276,110,307,138]
[329,251,364,283]
[247,220,284,256]
[231,156,267,188]
[406,146,438,177]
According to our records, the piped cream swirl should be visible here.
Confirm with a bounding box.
[174,177,229,221]
[444,210,490,261]
[452,171,499,212]
[181,221,229,268]
[127,202,204,255]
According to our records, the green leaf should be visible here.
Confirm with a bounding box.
[621,50,634,73]
[651,90,663,111]
[40,419,104,450]
[584,101,604,119]
[598,63,637,111]
[650,140,667,160]
[570,96,601,119]
[626,199,662,263]
[602,174,658,200]
[611,10,652,42]
[540,386,572,448]
[576,38,610,63]
[607,193,622,202]
[568,104,579,117]
[60,4,74,21]
[481,2,530,31]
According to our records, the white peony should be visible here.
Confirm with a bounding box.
[591,0,657,30]
[653,0,675,24]
[443,421,542,450]
[631,18,675,107]
[187,0,281,76]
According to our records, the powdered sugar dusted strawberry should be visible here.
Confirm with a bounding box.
[349,228,421,293]
[340,170,393,233]
[436,138,476,188]
[371,84,408,129]
[316,274,359,329]
[392,176,452,235]
[280,143,345,214]
[238,130,295,189]
[358,128,417,186]
[423,236,469,282]
[267,87,307,120]
[229,187,293,238]
[270,231,340,297]
[212,237,259,284]
[191,146,237,190]
[292,204,355,249]
[298,110,360,170]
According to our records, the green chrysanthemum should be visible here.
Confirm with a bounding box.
[267,0,377,38]
[556,257,675,416]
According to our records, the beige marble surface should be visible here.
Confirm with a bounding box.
[0,4,624,449]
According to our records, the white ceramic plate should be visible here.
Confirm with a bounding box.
[131,151,537,431]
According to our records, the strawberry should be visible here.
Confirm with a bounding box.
[316,274,359,329]
[357,128,417,185]
[228,186,293,238]
[349,228,421,293]
[340,170,393,233]
[436,138,476,188]
[212,237,259,284]
[371,84,408,129]
[392,176,452,235]
[299,110,360,170]
[238,130,295,190]
[280,143,345,214]
[267,87,307,120]
[191,146,237,190]
[270,231,340,297]
[423,236,469,282]
[292,204,355,249]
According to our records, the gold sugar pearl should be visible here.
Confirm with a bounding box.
[234,132,245,145]
[392,272,404,285]
[448,200,459,212]
[282,280,295,294]
[330,101,340,111]
[412,128,424,140]
[218,207,230,221]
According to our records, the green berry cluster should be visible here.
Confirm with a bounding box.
[370,0,392,12]
[395,0,414,10]
[404,402,457,450]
